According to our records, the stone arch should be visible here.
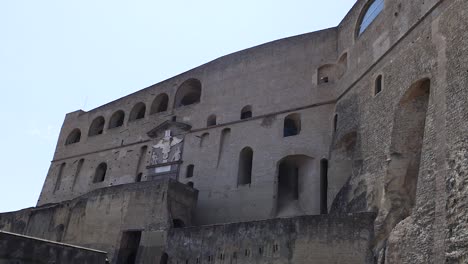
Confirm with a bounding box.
[283,113,301,137]
[150,93,169,114]
[109,110,125,129]
[317,64,336,84]
[240,105,253,119]
[93,162,108,183]
[275,155,315,217]
[378,78,431,243]
[337,52,348,79]
[88,116,105,136]
[129,102,146,122]
[199,133,209,148]
[54,163,66,193]
[174,79,202,108]
[65,129,81,145]
[237,147,253,186]
[356,0,384,37]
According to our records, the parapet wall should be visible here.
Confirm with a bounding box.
[166,213,376,264]
[0,230,107,264]
[0,179,198,263]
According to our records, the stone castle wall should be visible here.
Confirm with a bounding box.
[2,0,467,263]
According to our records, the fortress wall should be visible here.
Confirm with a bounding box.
[0,231,107,264]
[166,213,376,264]
[39,28,340,215]
[181,104,335,225]
[1,180,197,263]
[329,0,468,262]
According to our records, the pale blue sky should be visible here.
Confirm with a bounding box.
[0,1,356,213]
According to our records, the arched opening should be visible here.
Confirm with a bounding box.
[276,155,314,217]
[337,52,348,79]
[173,219,185,228]
[375,75,383,95]
[199,133,209,148]
[54,163,66,193]
[72,159,85,191]
[217,128,231,167]
[109,110,125,129]
[88,116,105,136]
[317,64,335,84]
[357,0,384,36]
[320,159,329,214]
[174,79,202,108]
[283,113,301,137]
[116,231,141,264]
[207,115,217,127]
[160,253,168,264]
[187,181,194,188]
[136,173,143,182]
[240,105,252,119]
[237,147,253,186]
[381,79,430,240]
[186,165,194,178]
[129,102,146,122]
[65,129,81,145]
[150,93,169,114]
[94,162,107,183]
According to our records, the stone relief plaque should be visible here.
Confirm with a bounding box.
[150,130,183,166]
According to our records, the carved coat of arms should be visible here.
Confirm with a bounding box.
[150,130,183,165]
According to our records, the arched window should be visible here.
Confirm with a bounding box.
[283,113,301,137]
[88,116,105,137]
[136,173,143,182]
[129,102,146,122]
[317,64,335,84]
[150,93,169,114]
[186,165,194,178]
[238,147,253,186]
[240,105,252,119]
[357,0,384,36]
[174,79,202,108]
[65,129,81,145]
[109,110,125,129]
[375,75,383,95]
[54,163,66,193]
[207,115,217,127]
[93,162,107,183]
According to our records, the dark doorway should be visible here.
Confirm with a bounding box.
[116,231,142,264]
[173,219,185,228]
[160,253,168,264]
[320,159,328,214]
[237,147,253,185]
[276,155,314,217]
[278,163,299,204]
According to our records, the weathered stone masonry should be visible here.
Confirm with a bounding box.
[0,0,467,263]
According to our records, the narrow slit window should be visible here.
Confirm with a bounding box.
[375,75,383,95]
